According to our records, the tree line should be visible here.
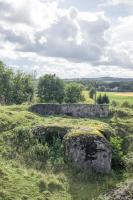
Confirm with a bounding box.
[0,61,109,105]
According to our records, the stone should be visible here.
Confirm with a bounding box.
[102,181,133,200]
[64,134,111,173]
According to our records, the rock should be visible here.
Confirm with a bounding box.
[64,134,111,173]
[102,181,133,200]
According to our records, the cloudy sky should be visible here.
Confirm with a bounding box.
[0,0,133,78]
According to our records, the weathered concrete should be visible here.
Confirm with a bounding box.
[64,134,111,173]
[31,103,109,118]
[31,125,112,173]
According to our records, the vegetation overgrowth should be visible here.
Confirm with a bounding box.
[0,103,133,199]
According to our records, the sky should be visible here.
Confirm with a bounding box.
[0,0,133,78]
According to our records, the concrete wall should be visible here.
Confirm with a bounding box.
[31,104,109,118]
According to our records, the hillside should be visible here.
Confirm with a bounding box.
[0,104,133,200]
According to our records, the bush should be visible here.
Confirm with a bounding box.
[121,101,131,108]
[123,152,133,172]
[31,143,50,163]
[110,136,125,169]
[38,179,48,192]
[111,100,118,107]
[11,127,32,151]
[48,180,63,192]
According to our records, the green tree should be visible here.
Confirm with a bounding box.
[97,93,110,104]
[89,87,95,99]
[65,83,84,103]
[37,74,65,103]
[12,72,34,104]
[96,94,103,104]
[0,61,14,104]
[102,94,110,104]
[0,61,34,104]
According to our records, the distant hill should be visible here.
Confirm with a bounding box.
[64,77,133,83]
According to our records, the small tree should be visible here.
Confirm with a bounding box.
[102,94,110,104]
[97,93,109,104]
[89,87,95,99]
[37,74,65,103]
[65,83,84,103]
[96,94,103,104]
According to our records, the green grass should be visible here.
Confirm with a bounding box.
[0,104,133,200]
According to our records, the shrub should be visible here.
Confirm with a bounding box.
[121,101,131,108]
[110,136,124,169]
[31,143,50,163]
[11,127,33,151]
[48,180,63,192]
[111,100,118,107]
[123,152,133,172]
[38,179,48,192]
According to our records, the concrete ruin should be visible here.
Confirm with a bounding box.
[31,103,109,118]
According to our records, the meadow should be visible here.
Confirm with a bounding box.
[83,91,133,105]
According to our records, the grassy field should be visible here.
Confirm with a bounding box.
[83,91,133,105]
[0,104,128,200]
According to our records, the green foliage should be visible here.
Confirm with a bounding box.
[65,83,84,103]
[12,72,34,104]
[89,87,95,99]
[0,104,132,200]
[37,74,65,103]
[123,152,133,172]
[97,93,110,104]
[111,100,118,107]
[0,61,14,104]
[102,94,110,104]
[0,61,34,104]
[121,101,131,108]
[48,179,63,192]
[110,136,124,169]
[96,94,103,104]
[38,179,48,192]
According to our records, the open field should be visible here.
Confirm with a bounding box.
[98,92,133,105]
[83,91,133,105]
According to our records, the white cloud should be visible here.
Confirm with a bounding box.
[0,0,132,78]
[100,0,133,7]
[102,15,133,69]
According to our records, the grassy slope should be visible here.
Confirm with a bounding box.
[0,105,111,200]
[0,104,133,200]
